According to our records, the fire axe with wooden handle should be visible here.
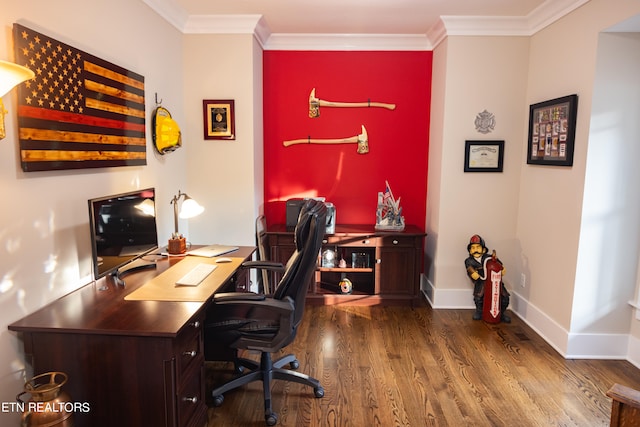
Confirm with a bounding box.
[282,125,369,154]
[309,88,395,118]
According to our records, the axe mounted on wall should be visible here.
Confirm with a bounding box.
[309,88,396,118]
[283,125,369,154]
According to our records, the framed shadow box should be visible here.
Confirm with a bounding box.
[527,94,578,166]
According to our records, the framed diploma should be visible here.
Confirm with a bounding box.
[464,140,504,172]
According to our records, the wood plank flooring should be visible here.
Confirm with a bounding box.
[205,304,640,426]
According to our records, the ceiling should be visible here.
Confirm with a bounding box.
[142,0,592,49]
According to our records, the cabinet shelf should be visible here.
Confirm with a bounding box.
[317,267,373,273]
[313,287,370,296]
[266,224,426,306]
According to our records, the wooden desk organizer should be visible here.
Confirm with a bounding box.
[168,237,187,254]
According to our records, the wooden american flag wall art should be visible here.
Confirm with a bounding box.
[13,23,147,172]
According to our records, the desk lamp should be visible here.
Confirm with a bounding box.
[0,59,35,140]
[168,190,204,254]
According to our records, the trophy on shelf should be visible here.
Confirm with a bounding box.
[375,180,405,231]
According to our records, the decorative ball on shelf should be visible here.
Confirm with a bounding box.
[321,249,336,268]
[338,277,353,294]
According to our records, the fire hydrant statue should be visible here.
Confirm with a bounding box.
[464,234,511,323]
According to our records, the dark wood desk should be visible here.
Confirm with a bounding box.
[8,246,255,427]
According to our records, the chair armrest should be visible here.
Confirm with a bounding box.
[213,292,266,302]
[241,260,286,272]
[212,294,294,315]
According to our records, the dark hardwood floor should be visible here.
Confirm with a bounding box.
[205,303,640,426]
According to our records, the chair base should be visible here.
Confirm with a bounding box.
[211,351,324,426]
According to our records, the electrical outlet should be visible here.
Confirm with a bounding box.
[520,273,526,288]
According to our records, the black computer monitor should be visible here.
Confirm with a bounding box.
[88,188,159,283]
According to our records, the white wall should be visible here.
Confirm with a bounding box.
[575,30,640,360]
[518,0,640,357]
[426,36,530,308]
[182,33,263,249]
[423,38,447,303]
[575,32,640,334]
[427,0,640,359]
[0,0,185,423]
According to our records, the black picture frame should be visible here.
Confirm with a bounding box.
[527,94,578,166]
[464,140,504,172]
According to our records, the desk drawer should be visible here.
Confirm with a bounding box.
[323,236,378,247]
[177,365,204,427]
[175,317,203,380]
[379,235,417,247]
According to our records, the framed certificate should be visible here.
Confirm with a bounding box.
[203,99,235,140]
[464,140,504,172]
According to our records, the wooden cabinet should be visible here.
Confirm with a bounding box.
[266,224,425,306]
[14,307,208,427]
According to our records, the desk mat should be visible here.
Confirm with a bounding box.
[124,256,244,302]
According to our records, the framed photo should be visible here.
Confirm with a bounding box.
[203,99,235,140]
[527,94,577,166]
[464,140,504,172]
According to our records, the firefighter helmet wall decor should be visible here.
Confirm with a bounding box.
[152,106,182,154]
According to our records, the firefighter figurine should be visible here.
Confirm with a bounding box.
[464,234,511,323]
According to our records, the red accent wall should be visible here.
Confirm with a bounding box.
[263,50,432,229]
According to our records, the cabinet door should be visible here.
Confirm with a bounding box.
[378,240,418,295]
[269,242,295,285]
[268,237,317,292]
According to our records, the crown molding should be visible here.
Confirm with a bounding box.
[425,17,448,48]
[439,16,530,37]
[182,14,263,34]
[438,0,590,38]
[429,0,589,48]
[141,0,188,31]
[527,0,591,34]
[143,0,590,51]
[182,14,270,48]
[264,33,432,51]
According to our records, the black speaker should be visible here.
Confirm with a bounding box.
[286,198,305,229]
[286,198,336,234]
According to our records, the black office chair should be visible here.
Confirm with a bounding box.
[254,214,283,294]
[204,200,327,426]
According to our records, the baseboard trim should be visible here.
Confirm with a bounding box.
[628,334,640,369]
[421,275,633,360]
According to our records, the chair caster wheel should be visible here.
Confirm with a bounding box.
[265,412,278,426]
[290,359,299,369]
[212,395,224,407]
[314,386,324,398]
[234,364,244,375]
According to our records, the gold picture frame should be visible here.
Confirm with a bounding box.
[203,99,235,140]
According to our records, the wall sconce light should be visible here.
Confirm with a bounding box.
[0,60,35,140]
[168,190,204,254]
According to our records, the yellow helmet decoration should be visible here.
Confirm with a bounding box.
[152,106,182,154]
